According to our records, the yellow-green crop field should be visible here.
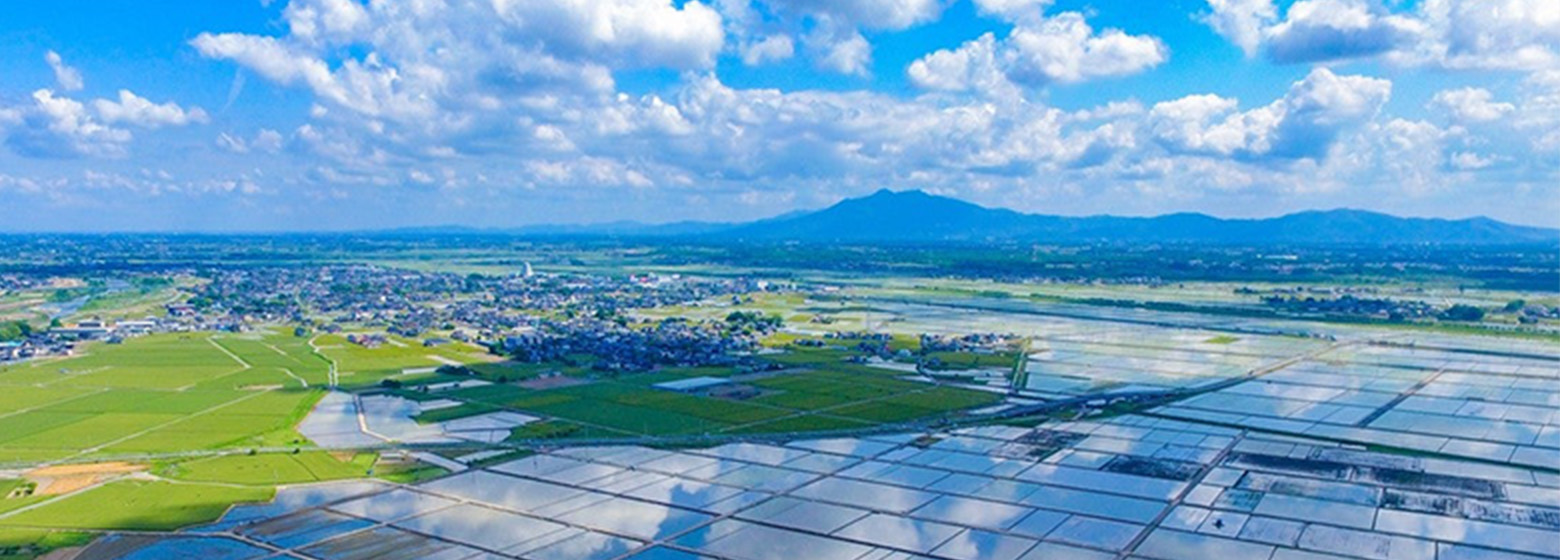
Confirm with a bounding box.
[0,331,418,550]
[0,332,327,465]
[311,333,494,388]
[0,480,273,532]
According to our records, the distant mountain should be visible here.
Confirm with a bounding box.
[380,189,1555,245]
[713,189,1559,245]
[720,189,1038,241]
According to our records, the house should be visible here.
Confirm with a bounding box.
[52,321,111,340]
[115,319,157,335]
[0,342,21,361]
[346,333,386,348]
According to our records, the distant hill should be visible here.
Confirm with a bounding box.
[720,189,1037,241]
[712,189,1559,245]
[383,189,1555,245]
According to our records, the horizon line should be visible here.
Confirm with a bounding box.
[0,191,1554,234]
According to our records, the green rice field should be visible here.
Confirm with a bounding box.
[436,351,1004,438]
[311,333,495,389]
[157,451,377,486]
[0,332,328,465]
[0,480,272,531]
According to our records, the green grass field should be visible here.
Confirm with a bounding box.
[312,334,494,389]
[0,528,92,560]
[465,361,572,381]
[505,420,591,440]
[431,348,1003,439]
[0,481,272,531]
[0,332,327,465]
[923,350,1018,371]
[158,451,376,486]
[413,402,500,424]
[0,330,354,554]
[0,328,478,550]
[0,318,1003,555]
[0,481,42,518]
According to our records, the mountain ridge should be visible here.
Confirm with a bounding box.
[709,189,1557,245]
[370,189,1556,245]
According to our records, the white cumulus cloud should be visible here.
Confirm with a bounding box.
[283,0,371,44]
[909,11,1166,92]
[1204,0,1560,70]
[1007,13,1167,84]
[909,33,1006,92]
[1264,0,1424,63]
[972,0,1053,22]
[816,31,873,75]
[723,0,950,74]
[1201,0,1276,57]
[489,0,725,69]
[1150,68,1391,160]
[1449,151,1496,170]
[1429,87,1514,123]
[94,90,209,128]
[5,90,132,158]
[741,35,795,65]
[1423,0,1560,71]
[1,64,206,158]
[192,0,724,123]
[45,51,85,91]
[768,0,946,31]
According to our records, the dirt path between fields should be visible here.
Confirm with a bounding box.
[25,462,147,496]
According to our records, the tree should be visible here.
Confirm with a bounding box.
[1504,300,1526,312]
[1439,304,1486,322]
[436,364,475,376]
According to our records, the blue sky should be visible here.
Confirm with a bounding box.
[0,0,1556,231]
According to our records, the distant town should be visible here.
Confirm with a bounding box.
[6,257,1555,367]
